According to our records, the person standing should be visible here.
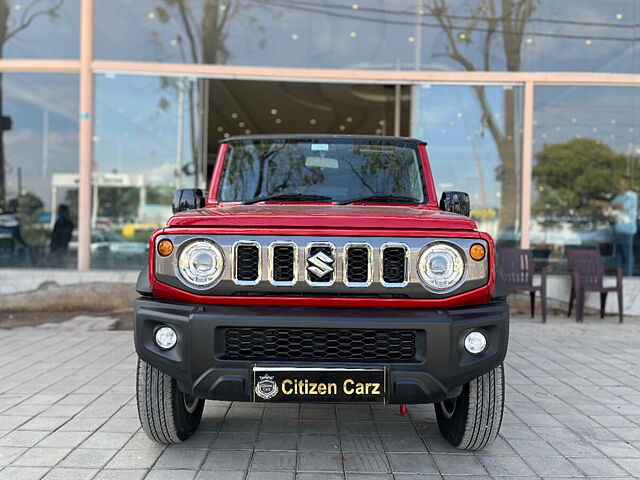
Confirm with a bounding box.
[611,178,638,276]
[50,204,74,267]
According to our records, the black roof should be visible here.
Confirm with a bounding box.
[220,134,426,145]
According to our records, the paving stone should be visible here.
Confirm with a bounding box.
[93,470,148,480]
[432,453,487,475]
[0,446,27,467]
[477,455,535,476]
[201,450,252,470]
[569,456,629,476]
[246,471,295,480]
[103,448,161,469]
[80,431,133,450]
[340,435,384,452]
[146,470,197,480]
[524,456,583,477]
[0,430,49,447]
[37,431,92,449]
[42,468,98,480]
[381,435,427,452]
[0,466,50,480]
[612,457,640,477]
[11,447,71,467]
[297,435,340,452]
[296,474,344,480]
[250,451,296,471]
[153,447,207,470]
[387,452,439,474]
[297,451,344,472]
[343,452,390,473]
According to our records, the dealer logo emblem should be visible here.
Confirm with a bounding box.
[307,251,334,278]
[255,374,278,400]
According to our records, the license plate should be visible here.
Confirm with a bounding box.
[252,366,386,403]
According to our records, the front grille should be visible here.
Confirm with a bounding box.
[223,327,417,361]
[272,245,295,283]
[382,246,408,285]
[235,244,259,282]
[346,246,370,284]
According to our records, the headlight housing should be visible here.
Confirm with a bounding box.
[417,243,465,293]
[177,239,224,288]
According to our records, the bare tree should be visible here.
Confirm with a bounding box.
[152,0,269,186]
[0,0,63,211]
[425,0,536,235]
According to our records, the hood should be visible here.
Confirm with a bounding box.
[167,204,477,231]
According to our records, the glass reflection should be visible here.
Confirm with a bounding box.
[413,84,522,245]
[0,0,79,59]
[0,74,78,268]
[219,140,425,203]
[95,0,637,73]
[92,74,203,269]
[532,86,640,274]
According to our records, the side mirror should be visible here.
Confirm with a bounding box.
[440,191,470,217]
[172,188,206,214]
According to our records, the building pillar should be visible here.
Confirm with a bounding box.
[78,0,94,270]
[520,80,534,249]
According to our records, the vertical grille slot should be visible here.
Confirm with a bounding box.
[344,243,372,286]
[233,242,260,284]
[381,244,408,286]
[306,243,335,286]
[269,243,297,285]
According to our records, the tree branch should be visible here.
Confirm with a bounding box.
[5,0,62,43]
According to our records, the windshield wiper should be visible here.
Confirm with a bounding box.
[337,195,421,205]
[243,193,333,205]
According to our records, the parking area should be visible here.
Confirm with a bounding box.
[0,316,639,480]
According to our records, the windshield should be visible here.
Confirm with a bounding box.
[218,139,426,204]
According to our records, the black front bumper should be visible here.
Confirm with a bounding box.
[134,299,509,404]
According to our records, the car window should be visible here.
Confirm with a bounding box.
[219,139,426,203]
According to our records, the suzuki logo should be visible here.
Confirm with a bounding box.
[307,251,334,278]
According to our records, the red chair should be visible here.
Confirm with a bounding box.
[498,248,548,322]
[567,249,623,323]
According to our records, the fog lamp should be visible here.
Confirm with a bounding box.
[155,326,177,350]
[464,331,487,355]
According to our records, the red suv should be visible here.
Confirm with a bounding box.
[134,135,509,451]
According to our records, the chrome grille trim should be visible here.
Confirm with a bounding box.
[268,241,298,286]
[154,235,489,299]
[232,241,261,286]
[380,242,409,287]
[305,242,336,287]
[343,242,373,288]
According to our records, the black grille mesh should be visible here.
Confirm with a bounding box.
[307,246,334,283]
[382,247,407,284]
[235,245,259,282]
[272,245,295,282]
[346,247,370,283]
[224,327,417,361]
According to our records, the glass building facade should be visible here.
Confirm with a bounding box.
[1,0,640,274]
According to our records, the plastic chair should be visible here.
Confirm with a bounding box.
[566,249,623,323]
[499,248,548,322]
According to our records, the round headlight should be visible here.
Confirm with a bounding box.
[418,243,465,292]
[178,240,224,288]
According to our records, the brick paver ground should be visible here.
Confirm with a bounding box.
[0,316,639,479]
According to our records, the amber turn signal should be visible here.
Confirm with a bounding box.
[469,243,486,261]
[157,239,174,257]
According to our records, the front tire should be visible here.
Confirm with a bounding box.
[136,358,204,443]
[435,364,504,451]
